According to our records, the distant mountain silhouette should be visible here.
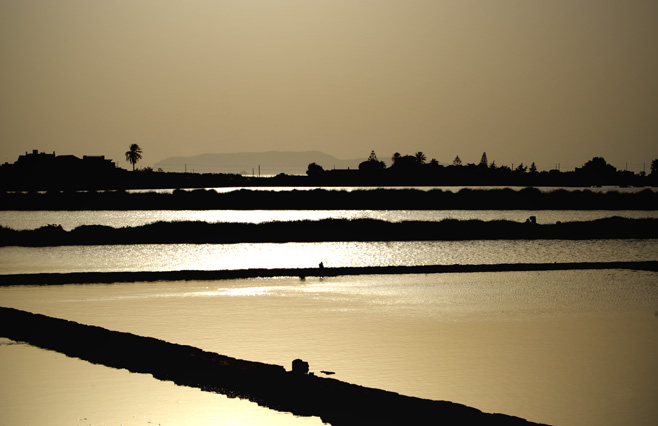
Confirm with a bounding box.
[153,151,364,175]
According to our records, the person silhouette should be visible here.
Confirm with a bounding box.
[319,262,324,269]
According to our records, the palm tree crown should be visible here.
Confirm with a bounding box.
[125,144,143,171]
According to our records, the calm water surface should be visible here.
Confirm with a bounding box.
[1,271,657,426]
[1,207,657,426]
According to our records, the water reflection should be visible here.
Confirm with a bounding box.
[1,239,656,275]
[1,271,657,426]
[0,338,323,426]
[126,186,654,194]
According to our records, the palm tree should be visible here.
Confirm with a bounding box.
[414,152,427,165]
[125,144,143,171]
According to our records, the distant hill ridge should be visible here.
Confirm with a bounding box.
[153,151,364,175]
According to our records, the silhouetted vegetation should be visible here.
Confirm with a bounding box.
[125,144,143,171]
[1,150,657,190]
[1,217,655,246]
[357,150,387,180]
[1,188,656,211]
[306,162,324,177]
[306,153,657,188]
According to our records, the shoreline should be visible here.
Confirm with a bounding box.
[1,217,657,246]
[0,307,548,425]
[1,261,656,286]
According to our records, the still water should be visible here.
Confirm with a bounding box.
[1,207,657,425]
[1,271,657,426]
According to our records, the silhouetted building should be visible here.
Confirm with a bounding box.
[1,149,120,190]
[14,150,116,172]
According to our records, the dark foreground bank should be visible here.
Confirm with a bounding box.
[1,187,657,210]
[1,261,656,286]
[0,307,548,425]
[1,217,657,246]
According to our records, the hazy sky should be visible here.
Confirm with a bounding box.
[1,0,656,172]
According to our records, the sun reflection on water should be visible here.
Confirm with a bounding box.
[1,239,657,275]
[215,286,277,297]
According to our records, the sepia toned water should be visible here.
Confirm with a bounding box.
[0,239,657,276]
[1,209,657,426]
[1,271,657,426]
[123,185,655,194]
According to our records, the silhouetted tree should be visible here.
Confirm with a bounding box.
[579,157,616,173]
[650,159,658,176]
[390,155,418,171]
[453,155,462,166]
[575,157,617,185]
[479,152,488,167]
[529,162,537,173]
[414,152,427,165]
[306,162,324,177]
[359,150,386,173]
[515,163,527,173]
[125,144,143,171]
[577,157,615,174]
[392,152,402,166]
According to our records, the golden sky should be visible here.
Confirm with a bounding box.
[1,0,656,171]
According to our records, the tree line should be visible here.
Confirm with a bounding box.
[2,144,657,190]
[307,151,658,187]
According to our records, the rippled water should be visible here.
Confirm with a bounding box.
[1,239,656,275]
[1,207,657,426]
[125,185,654,194]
